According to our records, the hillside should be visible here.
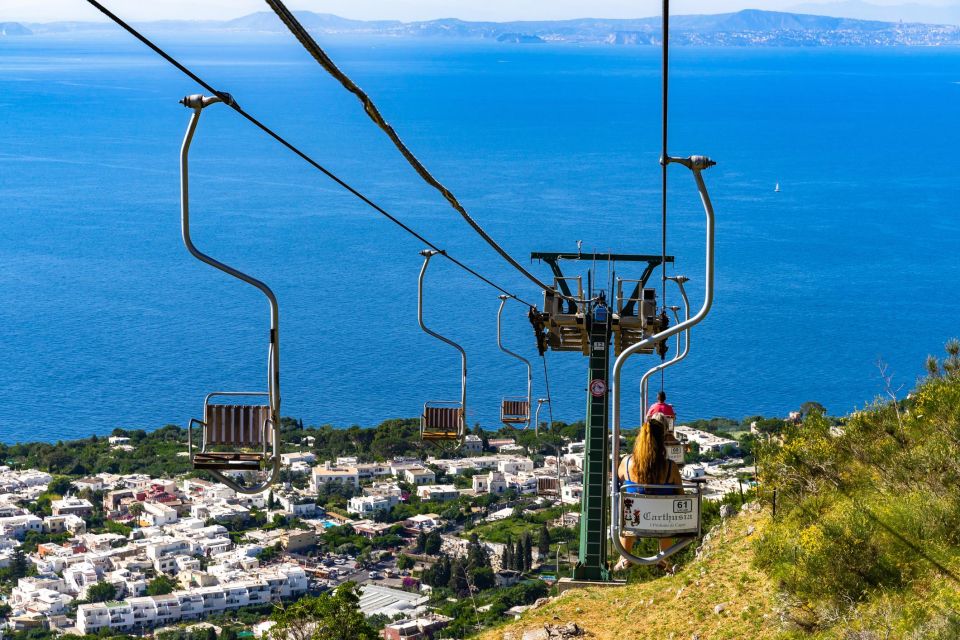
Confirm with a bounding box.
[0,22,31,36]
[21,10,960,46]
[483,342,960,640]
[481,506,779,640]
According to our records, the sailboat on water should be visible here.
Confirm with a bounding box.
[775,182,781,193]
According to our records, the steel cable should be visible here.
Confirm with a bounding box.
[83,0,538,309]
[261,0,569,300]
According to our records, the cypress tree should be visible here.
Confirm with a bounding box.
[538,524,551,558]
[522,532,534,571]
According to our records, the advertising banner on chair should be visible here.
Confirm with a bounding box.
[620,491,700,537]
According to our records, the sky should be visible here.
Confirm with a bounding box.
[4,0,959,23]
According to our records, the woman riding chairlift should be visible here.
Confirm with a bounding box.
[614,416,684,572]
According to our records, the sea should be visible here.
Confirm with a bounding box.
[1,30,958,444]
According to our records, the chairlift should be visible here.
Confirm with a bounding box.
[418,250,467,447]
[497,295,532,429]
[641,276,691,465]
[179,94,281,494]
[609,155,717,566]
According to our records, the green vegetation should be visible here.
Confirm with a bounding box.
[146,574,178,596]
[754,342,960,637]
[83,581,117,603]
[269,584,378,640]
[437,579,549,638]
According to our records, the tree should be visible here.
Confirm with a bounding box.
[466,533,490,571]
[513,539,524,571]
[86,581,117,603]
[47,476,73,497]
[396,554,414,571]
[447,559,468,596]
[521,532,533,572]
[537,525,551,559]
[146,574,178,596]
[800,401,827,418]
[271,584,378,640]
[423,531,442,556]
[267,491,276,510]
[502,535,514,571]
[10,548,29,579]
[415,529,428,554]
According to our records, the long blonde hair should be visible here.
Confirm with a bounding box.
[630,419,670,485]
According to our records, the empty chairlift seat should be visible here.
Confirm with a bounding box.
[421,402,464,442]
[500,398,530,425]
[191,396,274,472]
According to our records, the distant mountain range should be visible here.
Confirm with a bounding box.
[5,9,960,46]
[790,1,960,25]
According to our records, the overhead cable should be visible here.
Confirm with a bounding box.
[660,0,671,393]
[261,0,567,299]
[83,0,537,309]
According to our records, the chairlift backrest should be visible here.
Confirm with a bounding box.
[423,406,462,431]
[203,404,272,447]
[501,400,530,419]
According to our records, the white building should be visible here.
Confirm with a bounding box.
[142,502,179,527]
[347,495,398,517]
[76,565,308,633]
[275,493,317,517]
[462,434,483,454]
[0,514,43,539]
[674,426,738,454]
[402,467,436,486]
[498,458,534,475]
[51,497,94,517]
[473,471,507,495]
[415,485,458,502]
[310,463,360,491]
[280,452,316,467]
[561,483,583,506]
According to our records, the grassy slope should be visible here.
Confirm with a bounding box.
[481,507,779,640]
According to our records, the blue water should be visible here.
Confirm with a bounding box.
[1,31,958,443]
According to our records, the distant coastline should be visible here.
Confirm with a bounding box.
[4,9,960,46]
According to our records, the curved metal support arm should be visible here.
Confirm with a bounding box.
[497,295,533,427]
[180,96,281,421]
[418,250,467,433]
[641,277,691,416]
[180,95,280,495]
[610,156,716,566]
[206,456,281,496]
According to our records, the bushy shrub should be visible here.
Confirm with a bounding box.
[754,342,960,632]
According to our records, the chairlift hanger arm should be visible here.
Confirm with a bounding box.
[497,296,533,428]
[180,96,281,495]
[640,277,691,416]
[610,156,716,566]
[418,250,467,444]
